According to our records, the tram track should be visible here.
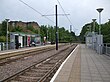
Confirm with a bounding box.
[0,45,55,60]
[1,44,77,82]
[0,44,67,66]
[0,46,55,66]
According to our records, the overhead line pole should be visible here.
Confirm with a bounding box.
[6,19,9,50]
[56,5,58,50]
[42,5,69,50]
[70,25,72,32]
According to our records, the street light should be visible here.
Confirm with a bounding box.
[5,19,10,50]
[96,8,103,34]
[92,19,96,50]
[92,19,96,32]
[96,8,104,54]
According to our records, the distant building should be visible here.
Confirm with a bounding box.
[27,22,39,30]
[9,21,40,34]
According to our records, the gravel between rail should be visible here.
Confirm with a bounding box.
[0,44,75,81]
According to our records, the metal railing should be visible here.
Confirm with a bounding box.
[0,42,7,51]
[103,43,110,56]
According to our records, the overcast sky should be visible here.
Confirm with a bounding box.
[0,0,110,35]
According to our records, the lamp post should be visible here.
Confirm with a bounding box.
[96,8,103,54]
[92,19,96,50]
[5,19,9,50]
[96,8,103,34]
[92,19,96,33]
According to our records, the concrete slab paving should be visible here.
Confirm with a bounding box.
[50,44,110,82]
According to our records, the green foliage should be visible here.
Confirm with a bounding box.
[101,22,110,43]
[0,20,77,43]
[40,25,48,42]
[79,21,110,43]
[0,24,2,36]
[27,25,33,31]
[0,36,6,42]
[15,26,23,32]
[0,21,7,42]
[40,25,77,43]
[1,21,7,36]
[79,22,100,43]
[26,25,38,34]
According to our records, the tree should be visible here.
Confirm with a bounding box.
[1,21,7,36]
[0,21,7,42]
[40,25,77,43]
[0,20,78,43]
[79,21,110,43]
[101,21,110,43]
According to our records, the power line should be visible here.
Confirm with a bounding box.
[56,0,77,31]
[43,7,54,16]
[42,14,70,16]
[19,0,54,23]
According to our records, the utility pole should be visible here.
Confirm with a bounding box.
[92,19,96,32]
[47,29,48,42]
[70,25,72,32]
[42,5,69,50]
[56,5,58,50]
[6,19,9,50]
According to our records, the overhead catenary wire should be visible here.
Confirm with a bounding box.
[42,14,70,16]
[56,0,77,31]
[18,0,55,23]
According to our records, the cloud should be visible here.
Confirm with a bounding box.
[0,0,110,35]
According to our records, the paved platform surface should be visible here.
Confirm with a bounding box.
[0,45,54,55]
[51,44,110,82]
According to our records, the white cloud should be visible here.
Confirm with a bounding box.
[0,0,110,35]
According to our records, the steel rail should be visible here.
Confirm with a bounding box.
[2,44,77,82]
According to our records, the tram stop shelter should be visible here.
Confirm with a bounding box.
[10,32,41,49]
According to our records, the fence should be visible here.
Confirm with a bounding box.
[0,42,7,51]
[103,43,110,56]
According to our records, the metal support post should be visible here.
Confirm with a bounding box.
[56,5,58,50]
[106,43,107,55]
[6,19,9,50]
[96,8,103,54]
